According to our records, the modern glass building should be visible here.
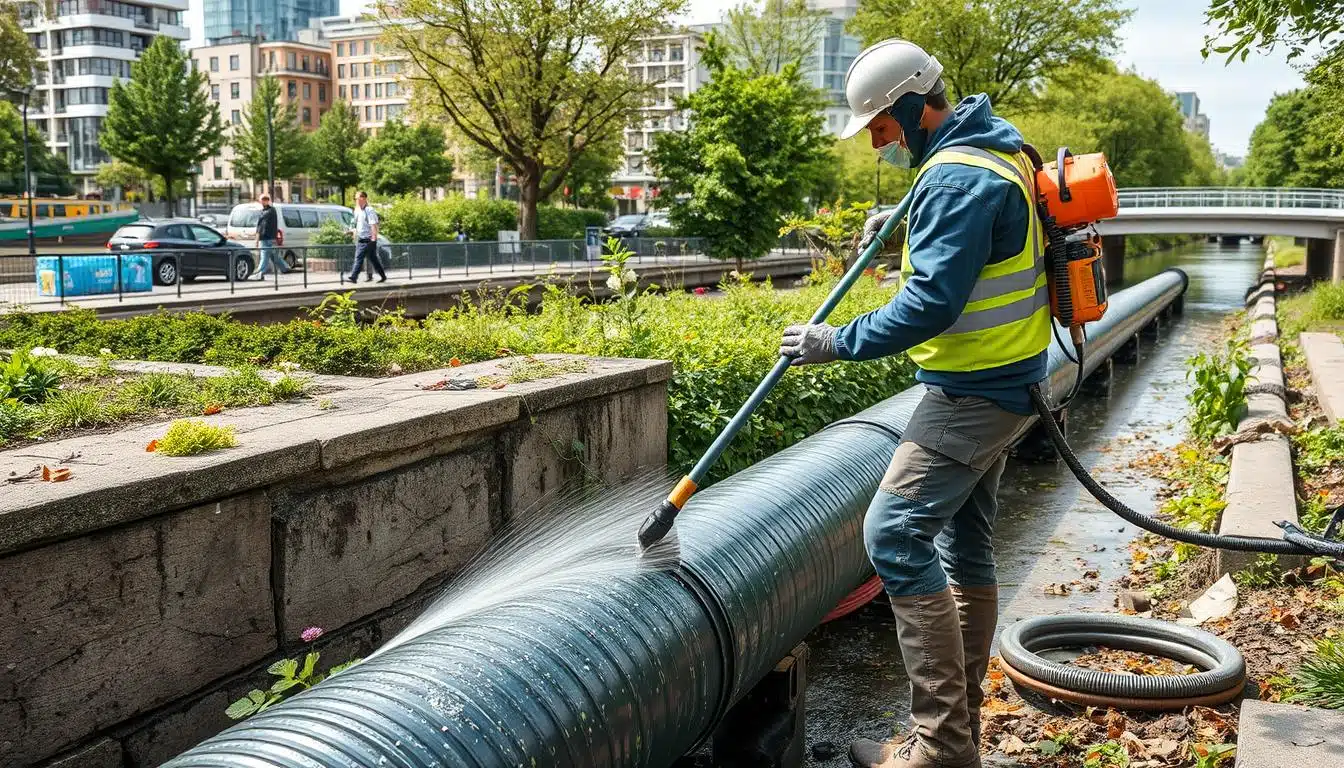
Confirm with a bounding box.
[202,0,339,44]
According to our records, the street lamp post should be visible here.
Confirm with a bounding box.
[21,88,35,258]
[265,97,275,198]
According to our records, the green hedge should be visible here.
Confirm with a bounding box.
[377,196,608,243]
[0,274,911,481]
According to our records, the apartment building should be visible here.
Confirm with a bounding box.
[18,0,190,196]
[1175,91,1211,142]
[203,0,338,44]
[191,37,331,202]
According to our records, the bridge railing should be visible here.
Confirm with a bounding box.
[1118,187,1344,210]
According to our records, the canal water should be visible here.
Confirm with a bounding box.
[800,240,1266,763]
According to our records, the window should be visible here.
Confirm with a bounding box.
[386,103,405,120]
[268,52,275,69]
[338,63,345,78]
[231,109,240,124]
[282,209,303,228]
[214,165,223,179]
[209,56,219,72]
[300,209,320,227]
[318,84,326,102]
[211,84,220,101]
[287,52,296,69]
[339,85,347,99]
[375,105,383,120]
[386,82,399,97]
[230,82,239,99]
[364,106,372,120]
[374,82,383,98]
[229,54,239,71]
[374,63,382,76]
[287,80,297,99]
[337,42,345,57]
[363,40,370,55]
[351,84,359,99]
[189,224,221,243]
[363,62,371,78]
[303,82,311,99]
[301,55,309,72]
[51,204,65,217]
[302,107,311,124]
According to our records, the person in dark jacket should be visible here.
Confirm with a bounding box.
[779,38,1050,768]
[253,194,287,279]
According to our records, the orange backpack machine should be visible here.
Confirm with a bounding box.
[1025,146,1119,333]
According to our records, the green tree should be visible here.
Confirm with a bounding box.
[357,119,454,196]
[828,138,915,207]
[1242,89,1316,186]
[0,4,39,96]
[100,36,223,212]
[649,38,832,266]
[381,0,686,239]
[1006,109,1099,164]
[1204,0,1344,60]
[848,0,1131,112]
[231,76,310,194]
[558,135,621,211]
[1182,131,1225,187]
[0,101,74,196]
[310,101,364,205]
[721,0,827,76]
[94,159,149,199]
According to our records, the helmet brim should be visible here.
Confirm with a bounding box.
[840,107,885,140]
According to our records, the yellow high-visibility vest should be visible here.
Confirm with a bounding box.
[899,144,1051,371]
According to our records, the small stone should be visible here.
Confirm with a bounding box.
[811,742,839,760]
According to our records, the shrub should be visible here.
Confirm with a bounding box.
[310,218,351,246]
[437,196,517,241]
[0,349,63,404]
[203,367,275,408]
[377,196,448,243]
[535,206,608,240]
[1279,279,1344,338]
[0,401,37,442]
[1185,338,1250,440]
[154,419,238,456]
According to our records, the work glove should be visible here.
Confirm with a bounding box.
[858,209,895,253]
[780,323,839,366]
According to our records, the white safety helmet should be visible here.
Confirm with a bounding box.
[839,39,944,140]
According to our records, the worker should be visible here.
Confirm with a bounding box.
[779,38,1049,768]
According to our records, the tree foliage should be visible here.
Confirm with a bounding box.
[649,38,832,265]
[826,138,914,207]
[0,4,38,96]
[310,102,365,205]
[721,0,827,76]
[101,36,224,209]
[1203,0,1344,61]
[1242,59,1344,189]
[0,101,74,196]
[380,0,685,239]
[848,0,1131,112]
[357,119,454,196]
[230,76,310,193]
[558,134,621,211]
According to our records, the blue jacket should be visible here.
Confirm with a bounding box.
[832,94,1046,416]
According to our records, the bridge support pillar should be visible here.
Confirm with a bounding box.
[1307,238,1333,281]
[1101,235,1125,286]
[1335,230,1344,284]
[1220,235,1242,246]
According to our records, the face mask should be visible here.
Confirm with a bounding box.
[888,91,932,167]
[878,141,914,168]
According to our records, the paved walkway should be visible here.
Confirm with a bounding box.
[1,251,811,315]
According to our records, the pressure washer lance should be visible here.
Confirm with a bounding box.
[636,190,918,553]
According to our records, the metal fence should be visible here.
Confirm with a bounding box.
[0,236,741,308]
[1117,187,1344,210]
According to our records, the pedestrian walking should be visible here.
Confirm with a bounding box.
[254,193,288,280]
[348,190,386,283]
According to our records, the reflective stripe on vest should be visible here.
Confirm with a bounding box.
[899,144,1051,372]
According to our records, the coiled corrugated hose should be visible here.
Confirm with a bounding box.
[163,271,1189,768]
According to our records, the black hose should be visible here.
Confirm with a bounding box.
[999,614,1244,699]
[1028,383,1344,557]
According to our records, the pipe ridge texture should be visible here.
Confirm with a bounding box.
[998,614,1245,698]
[164,269,1189,768]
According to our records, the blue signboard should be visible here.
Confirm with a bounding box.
[585,226,602,261]
[35,254,153,298]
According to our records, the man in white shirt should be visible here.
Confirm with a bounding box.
[349,190,387,283]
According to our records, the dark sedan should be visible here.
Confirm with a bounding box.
[107,220,255,285]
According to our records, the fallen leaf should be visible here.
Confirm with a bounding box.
[203,403,223,415]
[47,467,71,482]
[1035,740,1062,756]
[490,381,507,390]
[1044,583,1073,596]
[1119,730,1148,757]
[146,439,159,452]
[999,735,1028,755]
[41,464,51,481]
[449,357,462,367]
[1107,711,1128,740]
[1145,738,1180,760]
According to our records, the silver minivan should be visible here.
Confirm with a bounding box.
[227,202,379,267]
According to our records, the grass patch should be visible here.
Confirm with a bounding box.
[121,372,201,410]
[40,389,123,431]
[1268,235,1305,269]
[0,268,912,481]
[1279,280,1344,339]
[154,419,238,456]
[475,356,588,387]
[1290,637,1344,709]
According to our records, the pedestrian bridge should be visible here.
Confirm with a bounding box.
[1097,187,1344,239]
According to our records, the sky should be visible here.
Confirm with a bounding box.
[186,0,1306,157]
[675,0,1308,157]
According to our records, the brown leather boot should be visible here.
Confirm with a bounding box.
[849,588,981,768]
[951,585,998,749]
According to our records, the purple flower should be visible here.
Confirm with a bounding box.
[301,626,324,643]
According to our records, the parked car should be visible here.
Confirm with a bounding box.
[226,202,392,266]
[603,211,674,239]
[106,219,254,285]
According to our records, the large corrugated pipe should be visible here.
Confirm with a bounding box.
[164,270,1189,768]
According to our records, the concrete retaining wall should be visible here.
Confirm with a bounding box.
[0,355,671,767]
[1216,256,1301,576]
